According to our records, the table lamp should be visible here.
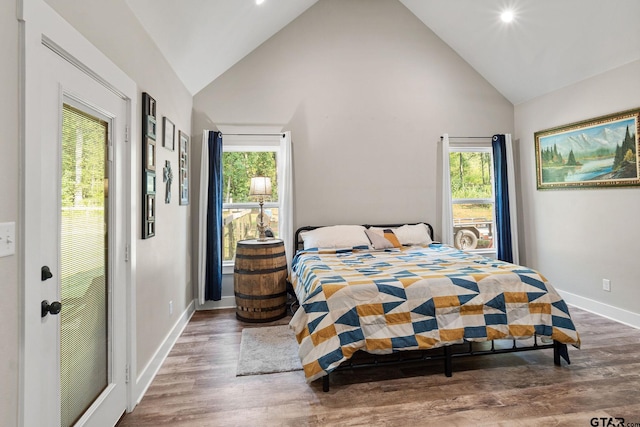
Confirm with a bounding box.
[249,176,272,241]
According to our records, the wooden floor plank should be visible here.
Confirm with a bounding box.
[118,307,640,426]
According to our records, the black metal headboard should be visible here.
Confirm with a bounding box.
[294,222,435,252]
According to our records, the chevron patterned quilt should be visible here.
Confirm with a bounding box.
[289,244,581,382]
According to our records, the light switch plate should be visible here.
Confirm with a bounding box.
[0,222,16,257]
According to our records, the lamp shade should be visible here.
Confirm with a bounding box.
[249,177,272,197]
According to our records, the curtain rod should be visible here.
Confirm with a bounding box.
[222,133,285,137]
[440,136,493,139]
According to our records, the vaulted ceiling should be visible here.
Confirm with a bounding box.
[125,0,640,105]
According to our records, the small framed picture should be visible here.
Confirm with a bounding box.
[146,194,155,221]
[149,96,156,117]
[145,170,156,195]
[146,115,156,140]
[163,117,175,151]
[145,137,156,171]
[178,130,190,205]
[147,220,155,238]
[142,92,157,140]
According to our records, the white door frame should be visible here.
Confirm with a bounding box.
[18,0,138,424]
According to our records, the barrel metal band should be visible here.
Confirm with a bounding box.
[236,303,287,313]
[234,264,287,275]
[237,241,282,248]
[234,290,287,300]
[235,251,286,260]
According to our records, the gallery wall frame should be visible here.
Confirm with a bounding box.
[144,138,156,171]
[145,194,155,221]
[534,107,640,190]
[142,92,157,238]
[145,170,156,194]
[178,130,190,205]
[163,117,175,151]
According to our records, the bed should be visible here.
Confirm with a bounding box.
[288,222,581,391]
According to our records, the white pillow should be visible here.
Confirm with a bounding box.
[301,225,370,250]
[370,223,432,246]
[395,223,432,245]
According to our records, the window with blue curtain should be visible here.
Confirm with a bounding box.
[492,134,513,263]
[204,131,223,301]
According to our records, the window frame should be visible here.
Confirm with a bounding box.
[448,144,497,257]
[221,143,281,271]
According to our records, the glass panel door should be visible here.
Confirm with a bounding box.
[60,104,109,426]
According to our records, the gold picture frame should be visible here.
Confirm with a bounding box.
[534,108,640,189]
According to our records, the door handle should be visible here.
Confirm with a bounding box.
[41,266,53,281]
[41,300,62,318]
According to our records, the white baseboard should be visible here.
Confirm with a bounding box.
[197,295,236,310]
[558,289,640,330]
[133,299,196,405]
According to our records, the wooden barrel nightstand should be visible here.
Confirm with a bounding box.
[234,239,287,322]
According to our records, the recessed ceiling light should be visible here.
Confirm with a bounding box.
[501,10,514,23]
[256,0,265,4]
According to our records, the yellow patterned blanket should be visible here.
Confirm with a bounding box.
[289,244,580,382]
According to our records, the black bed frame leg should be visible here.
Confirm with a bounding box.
[323,374,330,392]
[553,341,570,366]
[444,346,452,377]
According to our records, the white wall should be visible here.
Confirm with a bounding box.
[43,0,194,382]
[0,0,20,423]
[192,0,514,301]
[515,59,640,323]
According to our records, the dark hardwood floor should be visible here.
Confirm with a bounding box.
[118,306,640,427]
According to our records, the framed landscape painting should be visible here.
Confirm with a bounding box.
[535,108,640,189]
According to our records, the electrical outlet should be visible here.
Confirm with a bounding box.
[169,300,173,315]
[602,279,611,292]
